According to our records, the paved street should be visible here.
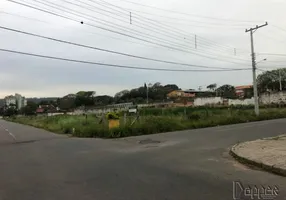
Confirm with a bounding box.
[0,119,285,200]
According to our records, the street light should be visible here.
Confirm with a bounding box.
[256,58,267,65]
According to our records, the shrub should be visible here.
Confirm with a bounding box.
[187,112,201,120]
[106,112,119,120]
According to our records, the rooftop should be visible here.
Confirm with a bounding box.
[235,85,253,90]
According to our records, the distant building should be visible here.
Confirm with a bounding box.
[167,90,196,98]
[37,105,58,114]
[4,95,16,108]
[15,93,27,110]
[235,85,253,98]
[4,93,27,110]
[167,90,212,99]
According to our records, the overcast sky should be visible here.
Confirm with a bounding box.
[0,0,286,98]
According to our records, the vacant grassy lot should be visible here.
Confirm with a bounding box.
[7,107,286,138]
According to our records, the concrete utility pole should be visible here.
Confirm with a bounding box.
[246,22,268,116]
[147,86,149,104]
[279,69,282,91]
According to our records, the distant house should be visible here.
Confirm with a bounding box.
[235,85,253,98]
[37,105,58,114]
[36,108,45,114]
[167,90,196,98]
[167,90,213,99]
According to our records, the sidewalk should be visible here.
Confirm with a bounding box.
[230,135,286,176]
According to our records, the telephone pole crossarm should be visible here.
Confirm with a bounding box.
[246,22,268,33]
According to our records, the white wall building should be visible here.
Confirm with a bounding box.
[228,98,255,106]
[260,92,286,105]
[15,93,27,110]
[194,97,224,106]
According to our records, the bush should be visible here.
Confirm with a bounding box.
[187,112,201,120]
[106,112,119,120]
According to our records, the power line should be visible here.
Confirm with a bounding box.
[8,0,250,65]
[87,0,249,32]
[93,0,248,53]
[47,0,235,54]
[60,0,251,60]
[6,0,80,22]
[116,8,251,26]
[0,4,246,58]
[258,53,286,57]
[59,0,131,23]
[7,0,250,57]
[0,48,250,72]
[0,10,171,52]
[61,0,246,57]
[257,68,267,72]
[272,24,286,34]
[258,32,286,45]
[25,0,204,50]
[107,0,262,23]
[0,25,249,70]
[16,0,248,60]
[59,0,200,44]
[0,10,49,24]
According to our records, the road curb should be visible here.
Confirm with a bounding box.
[229,143,286,177]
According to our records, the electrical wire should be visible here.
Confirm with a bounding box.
[94,0,248,53]
[0,10,172,52]
[258,53,286,57]
[0,10,49,24]
[9,0,251,65]
[43,0,251,62]
[22,0,242,57]
[0,5,247,60]
[272,24,286,34]
[108,7,252,26]
[0,48,251,72]
[61,0,243,56]
[106,0,261,23]
[0,25,250,70]
[257,68,267,72]
[13,0,245,58]
[86,0,248,32]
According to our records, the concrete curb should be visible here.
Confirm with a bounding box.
[229,143,286,177]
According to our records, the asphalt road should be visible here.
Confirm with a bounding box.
[0,119,285,200]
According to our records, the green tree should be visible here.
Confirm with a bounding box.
[20,101,38,115]
[59,98,76,111]
[216,84,236,99]
[114,84,180,104]
[257,68,286,93]
[207,83,217,91]
[4,107,17,117]
[94,95,114,106]
[75,91,96,107]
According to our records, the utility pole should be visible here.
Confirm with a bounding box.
[147,86,149,104]
[195,35,197,49]
[279,69,282,91]
[246,22,268,116]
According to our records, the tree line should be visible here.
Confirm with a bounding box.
[2,68,284,116]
